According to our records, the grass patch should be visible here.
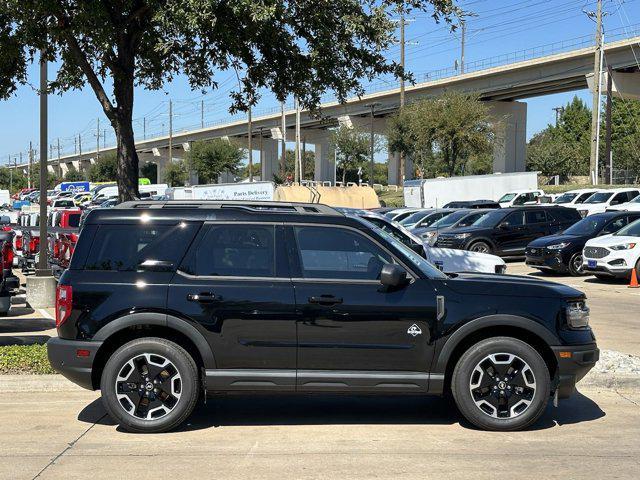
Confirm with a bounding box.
[377,189,404,207]
[543,184,638,194]
[0,344,56,375]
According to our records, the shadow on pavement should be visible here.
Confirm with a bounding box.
[0,317,53,333]
[77,389,605,433]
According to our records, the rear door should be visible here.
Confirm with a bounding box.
[168,222,298,391]
[493,210,527,254]
[524,210,551,245]
[288,224,438,393]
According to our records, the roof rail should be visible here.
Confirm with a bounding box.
[114,200,343,216]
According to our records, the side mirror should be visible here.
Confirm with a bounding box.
[380,264,408,288]
[498,222,509,230]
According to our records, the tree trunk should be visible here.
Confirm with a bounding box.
[115,119,140,202]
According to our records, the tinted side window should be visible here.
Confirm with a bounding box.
[611,193,628,205]
[85,222,199,271]
[628,191,639,201]
[294,226,391,280]
[602,217,627,234]
[186,224,276,277]
[503,211,524,226]
[525,210,546,224]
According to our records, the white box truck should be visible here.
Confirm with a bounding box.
[404,172,539,208]
[168,181,276,201]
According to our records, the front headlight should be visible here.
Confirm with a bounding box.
[566,300,590,328]
[453,233,471,240]
[610,243,637,250]
[547,242,570,250]
[421,231,437,239]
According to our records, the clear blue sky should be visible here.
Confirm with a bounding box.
[1,0,639,164]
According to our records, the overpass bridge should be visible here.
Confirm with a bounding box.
[13,33,640,185]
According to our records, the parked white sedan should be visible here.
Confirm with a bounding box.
[582,218,640,279]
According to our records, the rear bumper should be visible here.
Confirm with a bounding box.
[552,344,599,399]
[47,337,102,390]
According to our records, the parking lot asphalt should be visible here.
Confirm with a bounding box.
[0,386,638,480]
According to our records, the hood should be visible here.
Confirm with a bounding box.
[586,234,636,247]
[444,273,584,299]
[527,233,583,247]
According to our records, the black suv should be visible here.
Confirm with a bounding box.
[48,201,598,433]
[526,212,640,276]
[435,206,581,256]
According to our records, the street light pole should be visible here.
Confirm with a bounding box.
[365,102,381,184]
[37,50,49,275]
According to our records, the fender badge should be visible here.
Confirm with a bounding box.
[407,324,422,337]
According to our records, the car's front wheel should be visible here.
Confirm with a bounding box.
[568,252,585,276]
[451,337,550,431]
[468,241,492,254]
[100,337,199,433]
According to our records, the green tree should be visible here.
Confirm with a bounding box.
[164,160,188,187]
[27,163,60,189]
[272,149,315,183]
[388,91,496,177]
[63,169,85,182]
[0,167,27,193]
[88,153,118,182]
[605,97,640,177]
[139,162,157,184]
[329,125,371,184]
[188,139,244,184]
[527,130,575,178]
[0,1,458,202]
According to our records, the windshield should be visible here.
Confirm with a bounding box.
[498,193,517,202]
[563,216,609,235]
[471,209,506,228]
[630,195,640,204]
[584,192,613,204]
[614,219,640,237]
[430,210,467,228]
[399,210,431,226]
[354,218,447,279]
[553,193,578,204]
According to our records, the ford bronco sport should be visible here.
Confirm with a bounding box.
[47,201,598,433]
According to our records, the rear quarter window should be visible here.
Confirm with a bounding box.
[83,222,200,271]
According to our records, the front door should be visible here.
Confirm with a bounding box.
[168,222,297,391]
[494,210,528,254]
[287,224,438,393]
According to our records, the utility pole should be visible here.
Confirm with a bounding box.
[143,117,146,140]
[74,137,77,155]
[365,102,381,184]
[280,102,286,178]
[78,134,82,163]
[398,3,406,186]
[37,49,49,275]
[201,100,204,129]
[553,107,565,126]
[248,102,253,182]
[589,0,603,185]
[460,20,466,74]
[294,97,301,183]
[57,138,61,161]
[96,118,100,160]
[168,100,173,169]
[28,142,33,189]
[259,126,264,172]
[605,64,613,184]
[8,156,12,193]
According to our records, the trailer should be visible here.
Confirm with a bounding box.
[404,172,539,208]
[168,182,276,201]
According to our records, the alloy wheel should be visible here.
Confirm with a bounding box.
[571,254,584,275]
[115,353,182,420]
[470,242,489,253]
[469,353,536,419]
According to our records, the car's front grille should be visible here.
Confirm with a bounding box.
[584,246,609,259]
[526,247,544,257]
[435,236,460,248]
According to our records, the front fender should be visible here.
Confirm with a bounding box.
[432,314,559,374]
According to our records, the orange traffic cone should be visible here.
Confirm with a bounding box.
[629,268,640,289]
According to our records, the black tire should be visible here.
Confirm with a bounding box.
[468,241,492,254]
[568,252,585,276]
[100,337,199,433]
[451,337,550,431]
[594,274,610,281]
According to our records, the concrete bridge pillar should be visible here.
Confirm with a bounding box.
[260,138,280,183]
[387,151,414,186]
[489,101,527,173]
[313,137,335,183]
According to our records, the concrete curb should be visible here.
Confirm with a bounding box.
[0,370,638,393]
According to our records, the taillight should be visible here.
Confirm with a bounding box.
[55,285,73,329]
[1,242,13,268]
[53,240,60,256]
[29,237,39,253]
[15,235,23,251]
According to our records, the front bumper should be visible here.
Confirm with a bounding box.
[47,337,103,390]
[583,257,632,278]
[525,249,569,273]
[552,343,599,399]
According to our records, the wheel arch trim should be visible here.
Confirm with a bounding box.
[433,314,559,374]
[92,312,216,369]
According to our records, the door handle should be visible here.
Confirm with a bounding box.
[308,295,343,306]
[187,292,219,303]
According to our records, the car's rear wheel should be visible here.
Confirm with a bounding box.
[568,252,585,276]
[469,241,492,254]
[452,337,550,431]
[100,337,199,433]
